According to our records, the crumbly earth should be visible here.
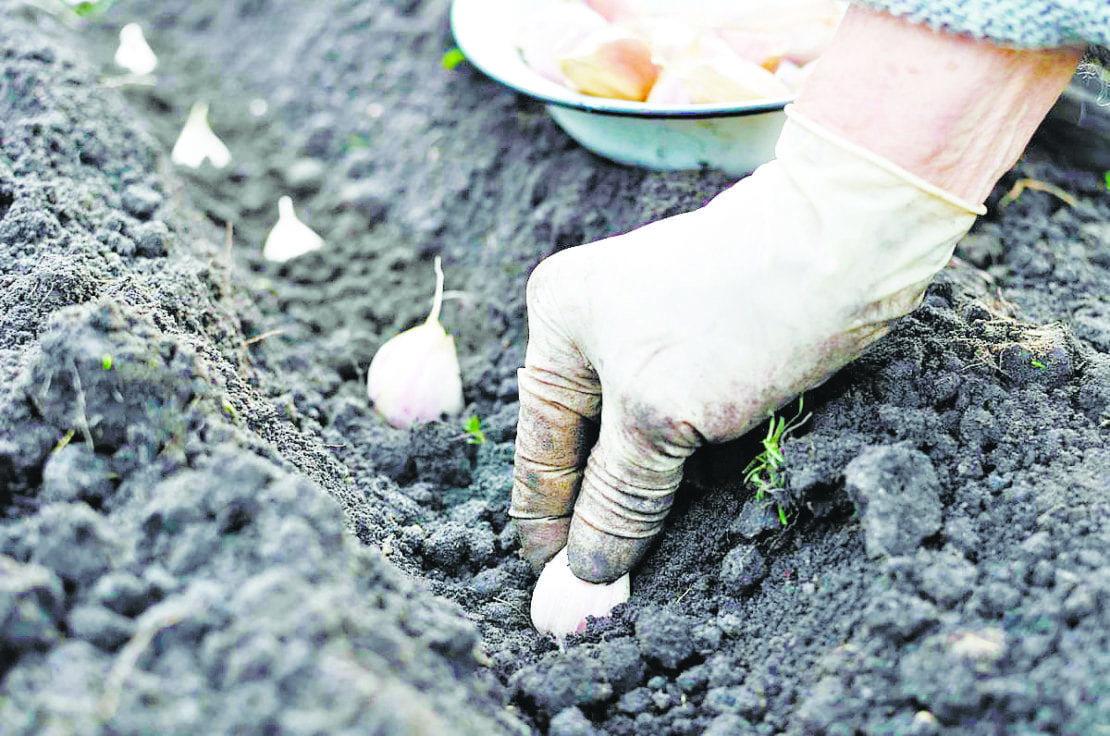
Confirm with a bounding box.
[3,1,1110,734]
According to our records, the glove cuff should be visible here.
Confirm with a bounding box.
[784,105,988,217]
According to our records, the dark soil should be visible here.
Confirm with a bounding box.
[4,1,1110,733]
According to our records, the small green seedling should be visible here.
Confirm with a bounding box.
[344,133,372,151]
[70,0,115,17]
[1031,357,1048,370]
[101,354,114,371]
[441,48,467,71]
[743,397,811,525]
[462,415,486,445]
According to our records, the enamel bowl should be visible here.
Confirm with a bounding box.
[449,0,794,176]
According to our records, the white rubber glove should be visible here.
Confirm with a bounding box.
[512,105,986,593]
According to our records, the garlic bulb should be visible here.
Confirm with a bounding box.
[171,102,232,169]
[262,196,324,262]
[114,23,158,76]
[530,546,631,646]
[366,257,464,428]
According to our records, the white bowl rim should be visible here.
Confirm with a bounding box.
[449,0,794,120]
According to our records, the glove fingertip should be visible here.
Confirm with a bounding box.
[514,516,572,571]
[567,519,657,583]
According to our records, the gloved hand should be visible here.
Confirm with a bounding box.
[512,106,985,628]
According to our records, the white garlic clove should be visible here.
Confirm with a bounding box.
[530,546,631,646]
[366,257,465,429]
[114,22,158,76]
[519,2,608,85]
[586,0,746,26]
[366,320,464,428]
[619,17,700,66]
[646,33,792,105]
[558,25,659,102]
[584,0,641,24]
[773,59,816,92]
[171,102,232,169]
[262,196,324,263]
[710,27,786,71]
[715,0,845,66]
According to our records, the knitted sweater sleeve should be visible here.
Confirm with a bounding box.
[855,0,1110,47]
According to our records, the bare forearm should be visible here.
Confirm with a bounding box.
[795,5,1082,204]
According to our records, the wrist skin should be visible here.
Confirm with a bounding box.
[794,5,1083,205]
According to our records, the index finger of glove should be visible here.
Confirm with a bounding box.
[512,254,601,568]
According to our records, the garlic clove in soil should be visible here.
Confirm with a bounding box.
[262,196,324,262]
[558,25,659,102]
[114,22,158,76]
[171,102,232,169]
[366,256,464,429]
[531,546,631,646]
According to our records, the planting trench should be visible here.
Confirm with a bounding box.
[4,1,1110,733]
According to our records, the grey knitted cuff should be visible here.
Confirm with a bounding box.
[854,0,1110,48]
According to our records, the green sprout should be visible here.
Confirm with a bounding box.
[1104,170,1110,191]
[462,415,486,445]
[70,0,115,17]
[1031,357,1048,370]
[742,397,811,525]
[344,133,371,151]
[441,47,467,71]
[101,354,114,371]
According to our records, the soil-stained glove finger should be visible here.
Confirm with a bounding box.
[565,400,700,583]
[512,367,599,568]
[511,255,601,570]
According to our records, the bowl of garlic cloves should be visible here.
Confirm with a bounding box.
[450,0,845,175]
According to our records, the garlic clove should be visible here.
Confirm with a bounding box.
[715,0,845,66]
[583,0,636,23]
[171,102,232,169]
[262,196,324,262]
[114,22,158,76]
[619,17,700,67]
[773,58,817,92]
[587,0,751,26]
[531,546,631,646]
[366,321,465,428]
[519,2,608,85]
[646,33,792,105]
[558,26,659,102]
[366,257,465,429]
[711,27,786,71]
